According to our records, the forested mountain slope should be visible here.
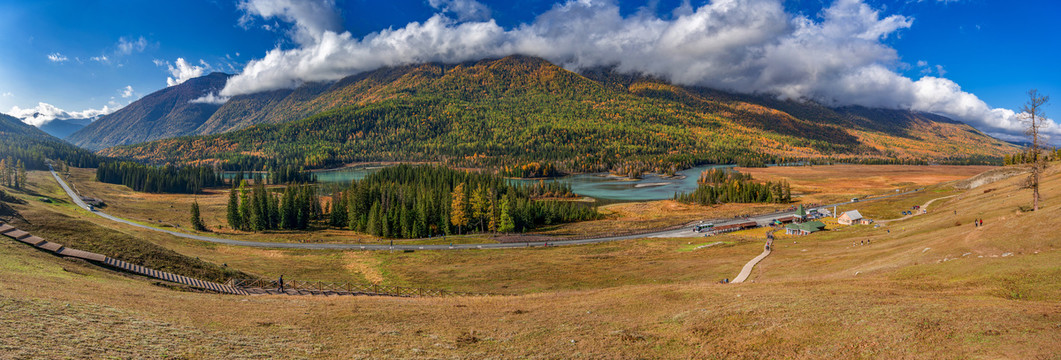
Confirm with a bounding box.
[0,113,100,169]
[67,73,231,150]
[39,118,91,139]
[99,56,1015,172]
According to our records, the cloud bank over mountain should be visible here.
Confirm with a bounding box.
[218,0,1057,142]
[7,102,114,127]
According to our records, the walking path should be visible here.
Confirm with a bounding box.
[732,241,771,284]
[730,227,778,284]
[876,195,956,224]
[0,221,248,295]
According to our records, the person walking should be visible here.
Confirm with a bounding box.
[278,275,285,293]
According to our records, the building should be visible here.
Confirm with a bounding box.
[707,221,758,235]
[837,210,865,225]
[785,220,826,235]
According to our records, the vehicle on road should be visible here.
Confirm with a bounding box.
[693,223,715,232]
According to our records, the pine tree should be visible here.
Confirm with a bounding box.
[238,180,251,231]
[488,196,498,233]
[450,182,468,234]
[268,192,280,230]
[190,201,207,231]
[0,158,6,187]
[226,188,241,230]
[330,191,348,227]
[15,160,25,189]
[498,196,515,233]
[367,201,381,236]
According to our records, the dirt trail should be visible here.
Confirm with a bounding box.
[877,195,957,224]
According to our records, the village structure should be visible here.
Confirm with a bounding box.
[700,203,873,237]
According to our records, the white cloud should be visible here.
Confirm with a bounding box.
[165,58,208,86]
[935,64,946,76]
[237,0,343,46]
[91,55,109,63]
[117,36,148,55]
[220,0,1057,141]
[47,53,68,63]
[6,102,116,127]
[190,92,230,105]
[429,0,491,21]
[121,85,135,98]
[1,92,12,97]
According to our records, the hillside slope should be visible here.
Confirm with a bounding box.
[67,73,231,150]
[39,118,91,139]
[0,114,100,169]
[1,164,1059,358]
[99,56,1014,171]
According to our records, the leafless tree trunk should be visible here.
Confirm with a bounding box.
[1021,89,1050,211]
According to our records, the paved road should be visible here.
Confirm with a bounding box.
[48,164,921,251]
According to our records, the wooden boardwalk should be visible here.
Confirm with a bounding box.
[1,221,247,295]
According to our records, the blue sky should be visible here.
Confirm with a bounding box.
[0,0,1058,141]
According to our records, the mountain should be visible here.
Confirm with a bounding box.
[37,118,92,139]
[66,72,232,150]
[0,113,101,169]
[98,56,1015,172]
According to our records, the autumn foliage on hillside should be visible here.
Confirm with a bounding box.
[99,56,1015,173]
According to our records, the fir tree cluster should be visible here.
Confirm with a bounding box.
[329,165,598,238]
[676,169,792,205]
[226,180,321,232]
[1004,148,1061,165]
[96,162,224,194]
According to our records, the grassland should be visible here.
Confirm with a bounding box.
[1,164,1058,358]
[738,164,996,205]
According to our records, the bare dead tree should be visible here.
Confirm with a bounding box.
[1020,89,1050,211]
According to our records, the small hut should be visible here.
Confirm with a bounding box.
[837,210,864,225]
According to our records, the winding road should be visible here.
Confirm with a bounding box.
[48,164,922,251]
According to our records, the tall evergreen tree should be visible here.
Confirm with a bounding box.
[498,196,515,233]
[330,191,348,227]
[238,180,252,231]
[366,201,381,236]
[226,188,242,230]
[0,158,7,187]
[190,201,207,231]
[15,160,25,188]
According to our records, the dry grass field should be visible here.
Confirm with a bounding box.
[738,164,997,205]
[2,164,1058,358]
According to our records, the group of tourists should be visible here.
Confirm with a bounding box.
[974,218,985,227]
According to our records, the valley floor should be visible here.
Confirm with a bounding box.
[0,164,1059,358]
